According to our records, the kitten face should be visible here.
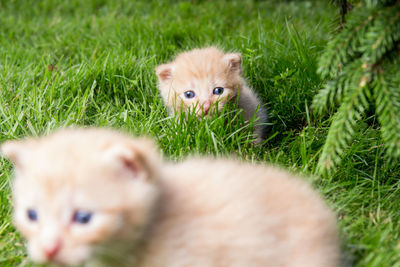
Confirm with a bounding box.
[156,47,243,116]
[1,129,160,266]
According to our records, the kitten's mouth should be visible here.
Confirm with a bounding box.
[42,252,89,267]
[44,258,68,266]
[195,107,216,117]
[196,111,213,117]
[48,258,87,267]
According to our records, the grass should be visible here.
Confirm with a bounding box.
[0,0,399,266]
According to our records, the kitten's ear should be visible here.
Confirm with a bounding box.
[223,53,242,74]
[102,138,160,182]
[0,140,30,168]
[155,64,173,83]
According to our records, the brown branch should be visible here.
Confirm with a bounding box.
[339,0,354,30]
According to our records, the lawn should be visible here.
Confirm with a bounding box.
[0,0,399,266]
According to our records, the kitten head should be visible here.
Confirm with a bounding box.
[1,128,160,266]
[155,47,243,116]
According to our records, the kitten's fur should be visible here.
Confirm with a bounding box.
[156,47,269,142]
[1,128,339,267]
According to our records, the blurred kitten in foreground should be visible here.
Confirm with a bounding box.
[156,47,269,142]
[1,128,339,267]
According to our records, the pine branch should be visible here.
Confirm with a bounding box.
[313,60,368,114]
[373,65,400,160]
[315,0,400,173]
[317,70,371,173]
[318,8,379,79]
[360,6,400,63]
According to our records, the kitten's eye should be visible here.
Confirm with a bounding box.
[183,90,196,99]
[213,87,224,95]
[27,209,38,222]
[73,211,92,224]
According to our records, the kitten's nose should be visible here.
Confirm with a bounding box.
[43,241,61,260]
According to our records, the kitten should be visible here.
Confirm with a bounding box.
[1,128,339,267]
[156,47,269,142]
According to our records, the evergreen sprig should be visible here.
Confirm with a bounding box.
[313,0,400,173]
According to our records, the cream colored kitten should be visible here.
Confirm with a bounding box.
[1,128,339,267]
[156,47,269,142]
